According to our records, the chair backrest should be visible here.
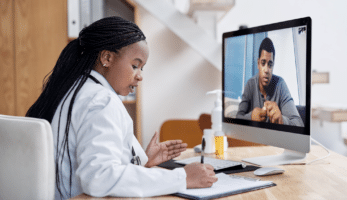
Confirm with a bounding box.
[296,105,306,124]
[160,120,203,148]
[0,115,55,200]
[198,113,264,147]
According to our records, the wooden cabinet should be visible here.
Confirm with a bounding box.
[0,0,16,116]
[0,0,142,143]
[0,0,67,116]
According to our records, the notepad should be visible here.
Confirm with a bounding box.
[174,173,276,200]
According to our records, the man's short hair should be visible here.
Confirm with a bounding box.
[258,37,275,61]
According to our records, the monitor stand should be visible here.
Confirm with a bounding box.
[242,149,307,166]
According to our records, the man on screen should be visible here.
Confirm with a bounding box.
[236,37,304,127]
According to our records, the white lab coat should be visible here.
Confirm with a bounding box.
[51,70,186,199]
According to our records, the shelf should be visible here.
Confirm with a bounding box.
[312,107,347,122]
[312,71,329,84]
[122,100,136,104]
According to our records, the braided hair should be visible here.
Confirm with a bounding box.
[26,16,146,199]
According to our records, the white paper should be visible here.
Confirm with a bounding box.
[178,173,273,198]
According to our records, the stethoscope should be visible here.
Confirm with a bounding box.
[88,74,141,166]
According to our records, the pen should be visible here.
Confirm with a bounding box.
[201,138,205,164]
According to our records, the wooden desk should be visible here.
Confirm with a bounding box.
[71,145,347,199]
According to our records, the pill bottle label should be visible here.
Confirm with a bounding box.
[215,136,224,159]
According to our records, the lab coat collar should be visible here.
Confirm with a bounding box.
[90,70,117,94]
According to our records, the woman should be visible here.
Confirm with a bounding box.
[26,16,217,199]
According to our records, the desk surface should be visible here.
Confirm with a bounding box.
[71,145,347,199]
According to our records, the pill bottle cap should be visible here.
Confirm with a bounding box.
[203,129,214,136]
[215,131,225,137]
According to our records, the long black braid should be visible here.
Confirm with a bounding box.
[26,16,146,199]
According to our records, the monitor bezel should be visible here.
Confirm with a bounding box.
[222,17,312,136]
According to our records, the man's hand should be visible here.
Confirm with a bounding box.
[145,131,187,167]
[251,107,267,122]
[264,101,283,124]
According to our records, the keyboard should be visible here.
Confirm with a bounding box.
[175,156,246,171]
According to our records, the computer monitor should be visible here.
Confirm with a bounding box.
[222,17,311,166]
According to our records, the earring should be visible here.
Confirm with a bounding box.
[103,63,107,67]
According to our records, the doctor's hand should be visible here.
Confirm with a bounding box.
[264,101,283,124]
[251,107,267,122]
[145,131,188,168]
[184,163,218,188]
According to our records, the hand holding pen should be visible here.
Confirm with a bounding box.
[201,138,205,164]
[184,137,217,188]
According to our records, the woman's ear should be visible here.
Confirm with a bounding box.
[99,50,112,67]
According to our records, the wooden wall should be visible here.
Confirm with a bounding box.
[0,0,67,116]
[0,0,15,115]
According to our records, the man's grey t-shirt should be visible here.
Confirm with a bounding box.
[236,74,304,126]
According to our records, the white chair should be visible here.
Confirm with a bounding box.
[0,114,55,200]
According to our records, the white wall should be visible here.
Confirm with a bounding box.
[138,0,347,149]
[139,9,221,148]
[218,0,347,108]
[268,28,299,105]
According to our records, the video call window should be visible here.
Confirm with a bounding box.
[224,26,307,127]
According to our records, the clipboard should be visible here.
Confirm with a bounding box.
[174,173,276,200]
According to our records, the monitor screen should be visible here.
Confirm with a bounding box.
[222,17,311,166]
